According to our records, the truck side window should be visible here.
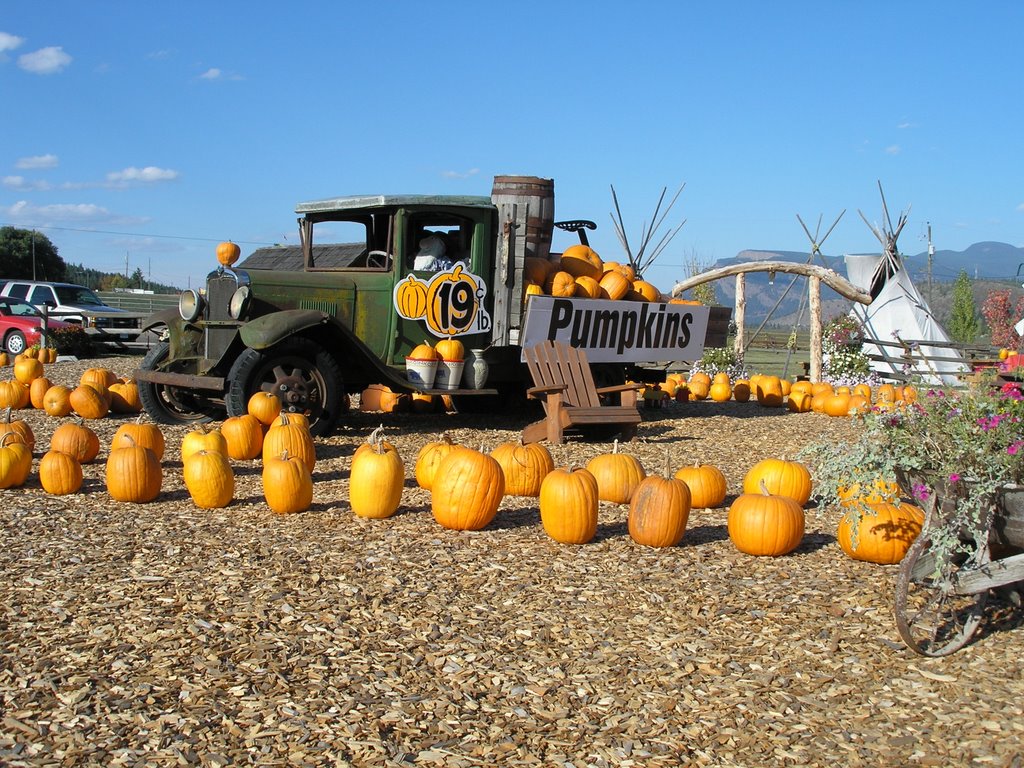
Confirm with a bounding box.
[6,284,28,300]
[406,215,473,271]
[28,286,55,306]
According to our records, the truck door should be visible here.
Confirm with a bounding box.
[391,208,493,365]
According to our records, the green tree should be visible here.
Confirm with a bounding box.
[948,269,980,343]
[0,227,67,281]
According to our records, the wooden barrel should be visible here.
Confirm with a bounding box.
[491,175,555,261]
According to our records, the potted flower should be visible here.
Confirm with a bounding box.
[802,375,1024,560]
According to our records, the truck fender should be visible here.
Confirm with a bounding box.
[140,306,181,334]
[239,309,330,350]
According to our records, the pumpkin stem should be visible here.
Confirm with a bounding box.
[3,406,11,424]
[759,478,771,496]
[662,450,671,479]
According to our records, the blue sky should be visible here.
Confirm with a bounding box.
[2,2,1023,292]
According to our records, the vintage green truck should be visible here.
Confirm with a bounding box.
[133,176,729,435]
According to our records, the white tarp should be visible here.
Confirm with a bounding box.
[845,254,969,384]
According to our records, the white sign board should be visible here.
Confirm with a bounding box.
[521,296,712,363]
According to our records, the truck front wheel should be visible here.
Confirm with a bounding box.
[225,338,345,437]
[137,341,224,425]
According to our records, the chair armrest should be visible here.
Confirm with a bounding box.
[595,383,643,395]
[527,384,568,399]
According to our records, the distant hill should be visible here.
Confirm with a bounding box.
[702,242,1024,328]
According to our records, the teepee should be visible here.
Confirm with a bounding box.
[845,184,968,384]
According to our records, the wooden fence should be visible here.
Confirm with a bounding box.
[862,337,1003,384]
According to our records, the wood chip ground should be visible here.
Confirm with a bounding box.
[2,356,1023,767]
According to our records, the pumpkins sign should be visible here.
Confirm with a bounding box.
[393,264,492,339]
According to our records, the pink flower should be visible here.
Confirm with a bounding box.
[1009,442,1023,456]
[912,484,931,502]
[949,473,961,484]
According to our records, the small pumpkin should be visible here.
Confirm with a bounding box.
[50,419,100,463]
[598,269,631,301]
[728,481,805,557]
[263,450,313,514]
[787,390,813,413]
[544,270,578,298]
[573,274,602,299]
[183,449,235,509]
[262,413,316,472]
[42,385,74,417]
[742,457,812,506]
[105,436,162,503]
[409,341,441,361]
[81,367,119,389]
[434,337,465,362]
[431,446,505,531]
[489,439,554,497]
[39,449,83,495]
[558,244,603,280]
[629,458,692,548]
[112,416,166,461]
[673,462,727,509]
[247,391,282,427]
[216,240,241,267]
[221,414,264,460]
[539,467,599,544]
[708,381,732,402]
[349,430,405,519]
[415,433,459,490]
[69,384,109,420]
[108,380,143,414]
[631,280,660,302]
[837,502,924,564]
[29,376,52,410]
[586,439,645,504]
[0,407,35,452]
[180,426,228,462]
[755,376,784,408]
[0,380,30,410]
[13,357,43,386]
[732,380,751,403]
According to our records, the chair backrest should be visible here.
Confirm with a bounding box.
[524,341,602,408]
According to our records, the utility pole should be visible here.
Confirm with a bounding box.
[31,231,36,280]
[125,251,130,279]
[926,222,934,304]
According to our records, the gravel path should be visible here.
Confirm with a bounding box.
[2,356,1023,767]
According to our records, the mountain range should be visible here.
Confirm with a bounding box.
[701,241,1024,328]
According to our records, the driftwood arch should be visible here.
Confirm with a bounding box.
[671,261,873,382]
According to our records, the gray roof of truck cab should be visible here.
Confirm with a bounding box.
[295,194,495,214]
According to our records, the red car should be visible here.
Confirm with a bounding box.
[0,298,73,355]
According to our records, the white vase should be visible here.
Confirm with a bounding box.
[463,349,490,389]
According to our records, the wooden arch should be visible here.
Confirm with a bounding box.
[671,261,873,382]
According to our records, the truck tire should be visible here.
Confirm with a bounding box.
[137,341,224,425]
[225,338,344,437]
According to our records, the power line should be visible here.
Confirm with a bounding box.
[0,222,274,247]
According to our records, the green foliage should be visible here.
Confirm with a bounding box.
[681,251,718,305]
[45,326,94,358]
[0,227,66,281]
[947,270,980,343]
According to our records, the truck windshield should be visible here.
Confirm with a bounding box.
[55,286,104,306]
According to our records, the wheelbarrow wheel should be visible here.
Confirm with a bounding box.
[894,530,990,657]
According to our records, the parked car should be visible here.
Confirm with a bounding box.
[0,280,142,341]
[0,298,74,355]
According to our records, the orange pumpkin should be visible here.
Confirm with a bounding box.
[743,457,812,506]
[396,275,429,318]
[573,275,602,299]
[586,440,646,504]
[598,269,631,301]
[69,384,109,420]
[216,240,241,267]
[415,434,459,490]
[50,420,100,463]
[42,385,73,417]
[728,482,805,557]
[837,502,924,564]
[524,256,556,286]
[221,414,264,460]
[247,391,282,426]
[544,270,577,298]
[630,280,660,302]
[558,244,603,280]
[673,463,727,509]
[539,467,599,544]
[29,376,51,410]
[490,440,554,497]
[111,417,166,461]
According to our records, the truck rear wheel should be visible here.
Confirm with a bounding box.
[137,341,224,425]
[225,338,344,437]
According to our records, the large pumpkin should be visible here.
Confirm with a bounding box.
[29,376,52,410]
[728,482,805,556]
[0,380,29,410]
[755,376,784,408]
[349,433,405,519]
[13,357,43,386]
[628,471,691,548]
[0,433,32,489]
[837,501,924,564]
[180,426,228,462]
[631,280,660,302]
[105,437,162,503]
[42,385,73,417]
[263,450,313,514]
[673,462,727,509]
[489,440,554,497]
[544,270,578,298]
[573,274,602,299]
[50,420,100,463]
[539,467,599,544]
[183,449,235,509]
[0,407,35,452]
[431,447,505,531]
[598,269,631,301]
[742,457,812,506]
[108,380,143,414]
[586,440,645,504]
[69,384,109,420]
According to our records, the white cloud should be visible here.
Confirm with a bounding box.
[1017,203,1024,213]
[3,176,51,191]
[0,31,24,53]
[897,121,915,129]
[105,166,180,185]
[885,145,902,155]
[18,46,72,74]
[442,168,480,179]
[199,67,222,80]
[16,153,58,170]
[6,200,111,224]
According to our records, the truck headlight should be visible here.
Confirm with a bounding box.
[228,286,251,319]
[179,289,204,322]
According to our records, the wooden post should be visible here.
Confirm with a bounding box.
[809,275,822,382]
[734,273,746,359]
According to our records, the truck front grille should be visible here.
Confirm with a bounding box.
[203,271,243,361]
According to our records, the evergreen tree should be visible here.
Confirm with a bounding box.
[948,269,980,343]
[0,227,67,281]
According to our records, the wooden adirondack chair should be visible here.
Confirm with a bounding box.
[522,341,642,445]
